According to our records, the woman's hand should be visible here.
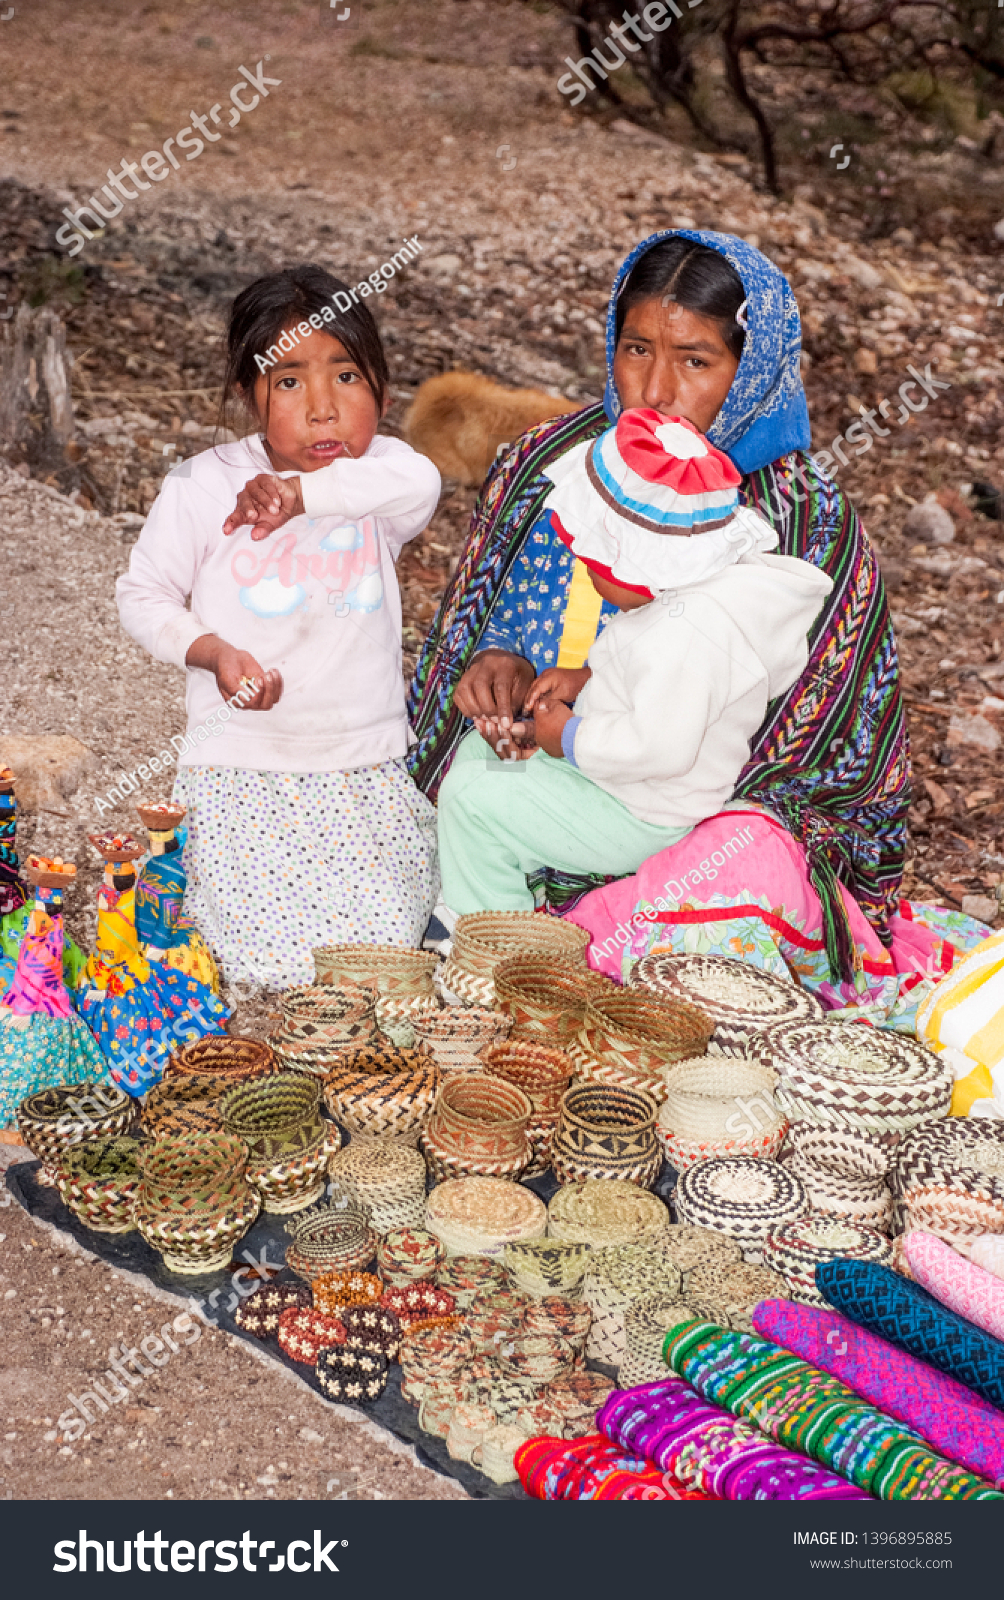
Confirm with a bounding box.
[473,713,538,762]
[453,650,535,725]
[523,665,591,715]
[185,635,283,711]
[532,697,573,759]
[223,474,304,540]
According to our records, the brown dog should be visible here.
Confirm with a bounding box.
[404,372,581,486]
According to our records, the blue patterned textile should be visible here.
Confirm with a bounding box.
[478,509,618,666]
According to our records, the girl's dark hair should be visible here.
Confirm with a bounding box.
[616,239,747,361]
[219,264,390,432]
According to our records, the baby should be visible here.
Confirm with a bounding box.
[438,407,833,915]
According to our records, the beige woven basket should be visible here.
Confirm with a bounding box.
[493,955,610,1047]
[313,944,439,1023]
[425,1176,546,1258]
[658,1056,787,1169]
[412,1007,511,1074]
[275,983,379,1072]
[547,1179,670,1247]
[571,989,713,1102]
[440,911,591,1006]
[328,1137,428,1233]
[582,1243,682,1366]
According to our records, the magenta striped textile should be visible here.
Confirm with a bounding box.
[905,1231,1004,1343]
[597,1378,868,1501]
[752,1298,1004,1489]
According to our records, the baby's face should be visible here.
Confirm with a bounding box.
[250,325,383,474]
[613,300,740,434]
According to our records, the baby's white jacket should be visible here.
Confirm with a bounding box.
[564,552,833,826]
[116,434,440,772]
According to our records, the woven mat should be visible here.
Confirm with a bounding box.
[6,1148,674,1502]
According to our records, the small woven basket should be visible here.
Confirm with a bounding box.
[284,1201,378,1280]
[169,1034,279,1083]
[582,1242,683,1366]
[673,1156,808,1250]
[17,1082,137,1181]
[425,1176,546,1258]
[658,1056,787,1169]
[328,1138,428,1233]
[411,1007,511,1074]
[551,1082,661,1188]
[377,1227,446,1285]
[755,1018,953,1137]
[323,1044,440,1143]
[481,1040,574,1176]
[220,1072,335,1213]
[630,952,826,1056]
[503,1239,593,1299]
[435,1253,508,1304]
[55,1135,143,1233]
[313,944,439,1024]
[134,1130,259,1273]
[274,983,379,1075]
[420,1074,532,1184]
[493,955,608,1047]
[761,1213,893,1306]
[547,1179,670,1247]
[440,911,591,1007]
[571,989,713,1102]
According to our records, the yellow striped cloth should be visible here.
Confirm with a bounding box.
[555,559,604,670]
[916,931,1004,1117]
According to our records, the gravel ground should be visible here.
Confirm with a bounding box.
[2,0,1004,1502]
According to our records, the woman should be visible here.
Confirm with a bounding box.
[408,232,940,1016]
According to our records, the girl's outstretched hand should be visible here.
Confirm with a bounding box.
[223,474,304,540]
[523,665,591,715]
[532,696,573,759]
[187,635,283,711]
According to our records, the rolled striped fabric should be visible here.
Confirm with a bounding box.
[663,1317,1001,1501]
[513,1430,709,1501]
[751,1297,1004,1489]
[817,1258,1004,1411]
[596,1378,868,1501]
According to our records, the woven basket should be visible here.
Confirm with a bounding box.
[493,955,609,1047]
[17,1083,137,1180]
[313,944,439,1023]
[219,1072,335,1213]
[329,1138,428,1233]
[658,1056,787,1169]
[134,1130,258,1273]
[481,1041,574,1176]
[647,1222,744,1274]
[551,1082,661,1188]
[435,1253,508,1304]
[420,1075,532,1184]
[523,1294,592,1352]
[503,1238,593,1298]
[762,1213,893,1306]
[169,1034,279,1083]
[619,1293,692,1388]
[323,1044,440,1143]
[55,1136,143,1233]
[582,1243,683,1366]
[630,952,826,1056]
[425,1176,546,1258]
[284,1201,378,1280]
[412,1007,511,1074]
[785,1123,894,1230]
[274,984,379,1074]
[440,911,591,1006]
[571,989,713,1102]
[673,1156,808,1249]
[142,1071,229,1138]
[547,1179,669,1247]
[755,1018,954,1137]
[377,1227,445,1285]
[684,1258,789,1332]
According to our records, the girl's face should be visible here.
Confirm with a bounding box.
[612,296,740,434]
[248,324,386,474]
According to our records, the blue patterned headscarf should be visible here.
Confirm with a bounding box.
[603,231,810,475]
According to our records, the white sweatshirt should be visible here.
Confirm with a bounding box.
[564,553,833,827]
[116,434,441,773]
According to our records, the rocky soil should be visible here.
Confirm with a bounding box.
[1,0,1004,1499]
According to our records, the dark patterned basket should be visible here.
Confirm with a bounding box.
[323,1043,440,1142]
[169,1034,279,1083]
[284,1202,378,1281]
[55,1135,144,1234]
[275,984,379,1074]
[18,1082,137,1181]
[142,1071,229,1138]
[551,1082,661,1188]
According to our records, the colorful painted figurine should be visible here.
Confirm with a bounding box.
[134,802,220,992]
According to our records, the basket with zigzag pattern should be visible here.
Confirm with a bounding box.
[551,1082,661,1188]
[313,944,439,1024]
[439,911,591,1007]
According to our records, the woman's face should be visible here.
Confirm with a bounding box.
[612,296,741,433]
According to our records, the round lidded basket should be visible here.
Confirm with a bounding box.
[323,1043,440,1144]
[440,911,591,1007]
[328,1137,428,1233]
[761,1212,893,1306]
[551,1082,661,1188]
[169,1034,279,1084]
[425,1176,547,1258]
[673,1155,808,1249]
[503,1238,593,1298]
[547,1179,670,1248]
[17,1082,138,1181]
[630,952,826,1056]
[420,1074,533,1184]
[493,955,610,1047]
[377,1227,446,1286]
[313,944,439,1023]
[411,1007,511,1075]
[435,1252,508,1305]
[657,1056,787,1169]
[55,1135,144,1234]
[683,1257,788,1333]
[571,989,713,1102]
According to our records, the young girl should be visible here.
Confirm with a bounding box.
[117,266,442,988]
[437,409,831,914]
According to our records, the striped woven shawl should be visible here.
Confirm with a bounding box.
[406,403,910,982]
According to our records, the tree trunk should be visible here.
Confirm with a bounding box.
[0,304,78,490]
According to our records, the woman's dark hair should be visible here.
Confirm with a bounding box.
[616,239,747,361]
[219,264,390,433]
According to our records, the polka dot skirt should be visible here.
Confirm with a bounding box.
[172,760,440,988]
